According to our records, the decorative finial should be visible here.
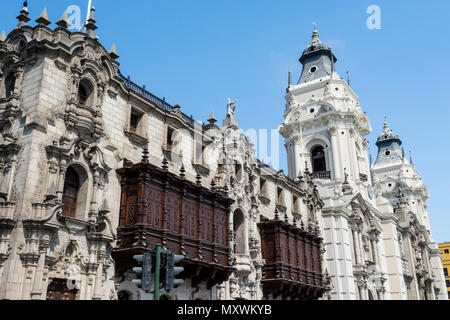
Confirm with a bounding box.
[162,156,169,171]
[36,8,51,26]
[109,43,119,60]
[208,111,217,125]
[274,208,280,221]
[142,146,149,164]
[196,170,202,185]
[293,218,297,227]
[223,184,229,192]
[409,151,413,165]
[211,178,216,191]
[343,168,349,184]
[56,11,70,29]
[0,31,6,42]
[85,6,98,38]
[312,22,318,30]
[180,164,186,179]
[99,199,110,215]
[346,71,351,86]
[16,2,31,28]
[284,212,289,224]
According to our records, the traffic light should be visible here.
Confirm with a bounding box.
[132,253,152,292]
[165,253,185,292]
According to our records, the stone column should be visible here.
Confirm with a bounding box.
[30,238,50,300]
[352,229,359,265]
[56,160,67,202]
[329,127,341,180]
[93,249,105,300]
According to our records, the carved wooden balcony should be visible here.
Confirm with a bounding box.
[113,161,234,289]
[258,217,326,300]
[310,171,331,180]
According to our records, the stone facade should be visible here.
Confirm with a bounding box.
[0,5,327,300]
[280,27,447,300]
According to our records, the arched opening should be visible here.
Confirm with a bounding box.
[62,167,80,218]
[46,279,78,300]
[4,73,16,98]
[62,165,89,219]
[233,210,246,255]
[77,79,94,106]
[118,291,131,301]
[311,146,326,173]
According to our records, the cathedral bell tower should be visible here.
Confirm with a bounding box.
[280,26,373,200]
[279,27,380,300]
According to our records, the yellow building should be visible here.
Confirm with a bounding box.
[439,243,450,300]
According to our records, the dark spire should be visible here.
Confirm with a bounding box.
[162,156,169,171]
[196,170,202,186]
[141,146,149,164]
[16,3,31,29]
[274,208,280,221]
[180,164,186,179]
[85,6,98,38]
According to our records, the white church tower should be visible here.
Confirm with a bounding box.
[280,27,399,300]
[372,122,448,300]
[280,27,447,300]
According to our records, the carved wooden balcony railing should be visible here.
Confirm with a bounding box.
[359,173,368,182]
[311,171,331,180]
[113,162,234,289]
[258,217,326,300]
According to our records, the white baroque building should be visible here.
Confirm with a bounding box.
[280,27,447,300]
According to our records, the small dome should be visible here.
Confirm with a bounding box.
[376,122,402,146]
[300,28,337,64]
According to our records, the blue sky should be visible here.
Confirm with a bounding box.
[1,0,449,243]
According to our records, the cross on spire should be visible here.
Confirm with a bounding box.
[312,22,318,30]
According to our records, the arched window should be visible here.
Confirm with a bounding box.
[77,79,94,106]
[233,210,246,255]
[4,73,16,98]
[311,146,326,173]
[62,167,80,218]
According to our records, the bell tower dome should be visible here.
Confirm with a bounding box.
[298,26,337,84]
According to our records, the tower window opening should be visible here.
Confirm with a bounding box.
[312,146,327,173]
[385,150,391,156]
[77,80,94,106]
[167,127,174,151]
[4,73,16,98]
[62,167,80,218]
[309,66,317,74]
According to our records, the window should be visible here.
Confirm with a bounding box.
[129,112,141,133]
[277,187,284,206]
[445,249,449,254]
[166,127,174,150]
[260,178,268,198]
[77,79,94,106]
[311,146,326,173]
[62,167,80,218]
[292,195,300,213]
[4,73,15,98]
[446,280,450,288]
[448,292,450,300]
[233,210,246,255]
[444,268,448,277]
